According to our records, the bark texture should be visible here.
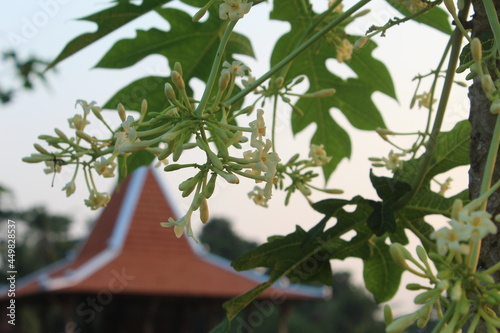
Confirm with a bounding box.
[470,0,500,282]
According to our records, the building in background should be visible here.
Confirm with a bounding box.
[0,167,327,333]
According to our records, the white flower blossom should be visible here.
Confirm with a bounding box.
[430,227,470,256]
[222,60,250,77]
[160,209,197,241]
[84,190,111,210]
[219,0,252,21]
[249,109,266,148]
[75,99,101,115]
[43,160,62,174]
[382,150,404,172]
[309,144,332,166]
[68,114,89,131]
[62,180,76,197]
[454,211,497,241]
[94,157,117,178]
[248,186,269,207]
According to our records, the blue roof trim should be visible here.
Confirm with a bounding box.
[108,166,147,249]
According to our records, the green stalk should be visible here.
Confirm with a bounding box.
[195,20,235,117]
[393,3,469,210]
[224,0,372,107]
[482,0,500,49]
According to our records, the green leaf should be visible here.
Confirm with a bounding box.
[96,8,254,73]
[48,0,171,69]
[363,239,405,303]
[367,201,396,236]
[386,0,452,35]
[270,0,395,181]
[369,169,412,204]
[223,282,273,321]
[396,120,470,185]
[103,75,169,112]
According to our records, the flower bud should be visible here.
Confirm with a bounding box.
[91,105,104,122]
[490,99,500,114]
[303,88,336,98]
[444,0,456,15]
[179,176,200,197]
[386,313,418,333]
[471,37,482,63]
[22,154,53,163]
[117,103,127,122]
[406,283,426,290]
[76,130,95,143]
[164,83,177,103]
[354,37,369,50]
[172,70,185,92]
[193,7,208,22]
[389,243,408,268]
[274,76,284,88]
[200,198,209,223]
[383,305,393,325]
[414,290,436,304]
[34,143,50,155]
[203,173,217,199]
[219,70,231,92]
[416,303,433,328]
[482,74,495,95]
[141,99,148,118]
[54,128,69,141]
[174,62,183,77]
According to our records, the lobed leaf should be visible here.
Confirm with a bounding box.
[270,0,396,181]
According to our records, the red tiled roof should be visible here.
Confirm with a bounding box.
[3,167,327,301]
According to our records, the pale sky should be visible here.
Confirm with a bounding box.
[1,0,470,314]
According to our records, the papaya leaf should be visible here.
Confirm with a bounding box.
[395,120,470,185]
[48,0,171,69]
[385,0,452,35]
[223,282,273,321]
[363,239,405,303]
[367,200,396,236]
[95,7,255,75]
[270,0,395,181]
[369,169,412,204]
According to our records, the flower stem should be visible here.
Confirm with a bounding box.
[393,2,470,210]
[224,0,372,107]
[195,20,234,117]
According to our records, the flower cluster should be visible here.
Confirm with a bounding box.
[431,199,497,255]
[386,197,500,332]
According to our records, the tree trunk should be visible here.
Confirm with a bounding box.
[469,0,500,331]
[469,0,500,282]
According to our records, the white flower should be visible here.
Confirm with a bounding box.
[456,211,497,241]
[430,227,469,256]
[75,100,101,115]
[94,157,117,178]
[62,180,76,197]
[309,144,332,166]
[336,39,353,63]
[438,177,453,196]
[43,160,62,174]
[249,109,266,148]
[243,139,280,199]
[222,60,250,77]
[84,190,111,210]
[68,114,89,131]
[382,150,404,172]
[219,0,252,20]
[248,186,269,207]
[160,210,197,241]
[114,116,139,154]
